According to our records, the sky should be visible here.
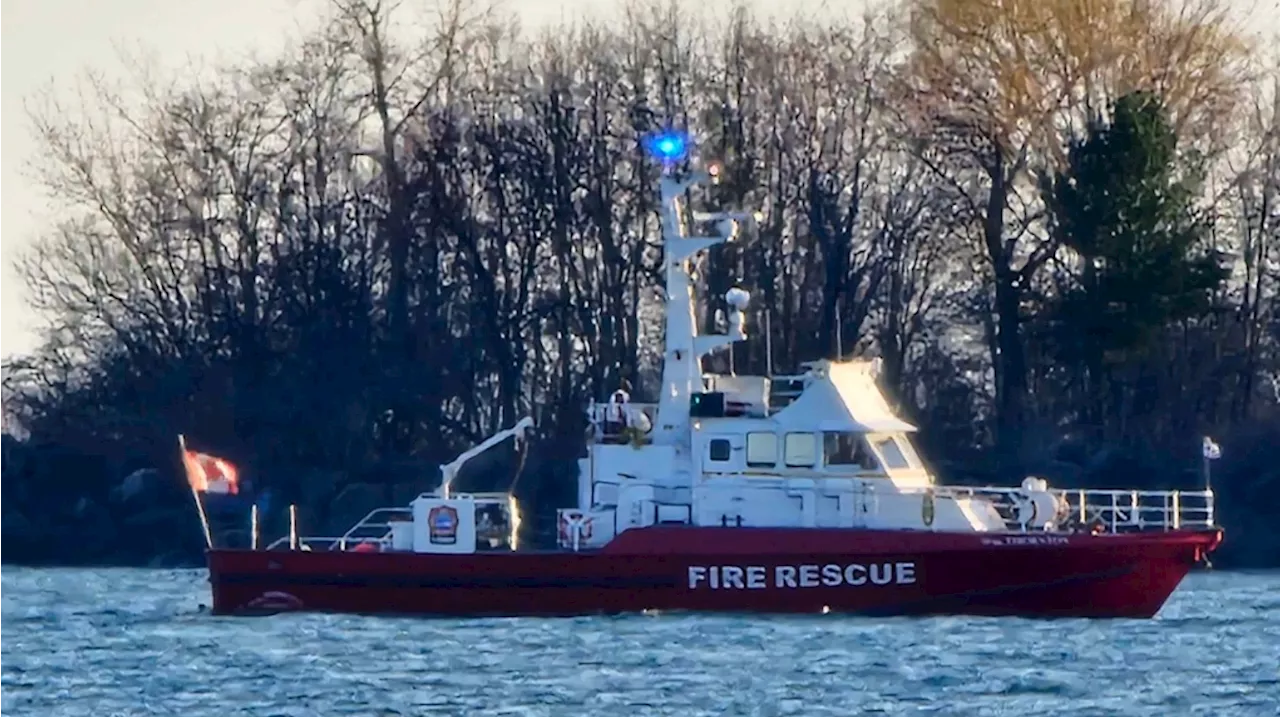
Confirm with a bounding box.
[1,0,1276,360]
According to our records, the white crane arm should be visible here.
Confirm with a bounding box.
[438,417,535,498]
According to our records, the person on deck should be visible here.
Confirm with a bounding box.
[603,384,632,441]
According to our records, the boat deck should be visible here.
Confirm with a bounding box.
[263,485,1213,554]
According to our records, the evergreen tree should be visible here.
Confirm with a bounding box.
[1043,90,1227,429]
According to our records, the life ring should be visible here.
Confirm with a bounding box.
[558,511,593,544]
[1013,493,1038,528]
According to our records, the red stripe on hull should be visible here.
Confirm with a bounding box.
[207,527,1222,619]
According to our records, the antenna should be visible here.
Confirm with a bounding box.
[765,309,774,377]
[835,296,843,360]
[650,132,761,444]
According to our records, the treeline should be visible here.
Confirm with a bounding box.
[3,0,1278,567]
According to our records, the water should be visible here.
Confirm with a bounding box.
[2,568,1277,716]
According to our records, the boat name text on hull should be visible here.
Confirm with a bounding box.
[687,562,917,590]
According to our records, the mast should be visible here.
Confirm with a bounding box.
[645,131,759,446]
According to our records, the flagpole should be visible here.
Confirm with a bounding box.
[180,434,214,549]
[1201,436,1220,493]
[250,504,260,550]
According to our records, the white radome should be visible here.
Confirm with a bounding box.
[725,287,751,310]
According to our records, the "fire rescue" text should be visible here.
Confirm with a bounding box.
[687,563,917,589]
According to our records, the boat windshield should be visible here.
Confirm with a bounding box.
[866,433,922,471]
[823,432,879,472]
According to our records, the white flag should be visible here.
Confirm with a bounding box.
[1202,436,1222,460]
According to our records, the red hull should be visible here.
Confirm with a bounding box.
[207,526,1222,619]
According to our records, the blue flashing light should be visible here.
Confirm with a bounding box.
[644,130,689,163]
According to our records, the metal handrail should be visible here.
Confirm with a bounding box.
[920,486,1215,532]
[333,507,412,550]
[259,483,1213,553]
[262,535,394,551]
[260,495,525,553]
[261,507,410,551]
[682,478,1214,533]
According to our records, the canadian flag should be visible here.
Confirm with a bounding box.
[182,448,240,495]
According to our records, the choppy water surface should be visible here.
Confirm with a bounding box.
[2,568,1277,716]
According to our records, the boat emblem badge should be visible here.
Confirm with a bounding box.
[921,490,935,528]
[558,511,593,545]
[428,505,459,544]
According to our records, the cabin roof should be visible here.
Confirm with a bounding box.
[771,359,917,433]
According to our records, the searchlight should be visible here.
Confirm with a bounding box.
[644,130,690,165]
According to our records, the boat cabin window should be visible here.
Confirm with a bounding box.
[784,432,817,467]
[870,434,914,470]
[708,438,731,462]
[746,432,777,467]
[823,432,878,471]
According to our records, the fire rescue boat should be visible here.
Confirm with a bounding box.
[205,133,1222,619]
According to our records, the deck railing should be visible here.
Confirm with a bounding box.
[683,477,1214,534]
[585,383,814,426]
[263,535,362,551]
[263,507,410,551]
[929,486,1215,533]
[586,401,659,444]
[260,483,1213,552]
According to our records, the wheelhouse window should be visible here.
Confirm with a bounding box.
[746,432,777,467]
[823,432,878,471]
[784,432,817,467]
[871,435,913,470]
[708,438,732,462]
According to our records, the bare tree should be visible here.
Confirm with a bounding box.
[896,0,1253,471]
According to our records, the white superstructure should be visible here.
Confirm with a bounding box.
[549,141,1214,552]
